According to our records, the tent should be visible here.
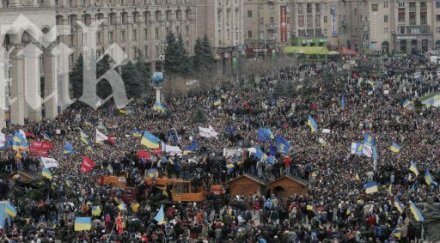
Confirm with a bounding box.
[283,46,329,55]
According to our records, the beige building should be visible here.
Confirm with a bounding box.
[196,0,244,55]
[243,0,337,55]
[0,0,199,128]
[366,0,434,53]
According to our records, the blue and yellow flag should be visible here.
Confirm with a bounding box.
[12,130,28,151]
[363,181,378,194]
[141,131,161,149]
[213,99,222,106]
[340,96,346,109]
[74,217,92,231]
[41,168,52,180]
[307,115,318,133]
[132,129,143,138]
[80,129,92,148]
[91,206,101,216]
[257,128,274,142]
[363,133,375,146]
[255,147,268,161]
[275,135,290,154]
[63,142,75,154]
[390,143,401,153]
[153,101,166,113]
[183,141,198,154]
[424,169,437,186]
[154,205,165,225]
[394,196,404,213]
[409,161,419,176]
[5,202,17,218]
[118,202,127,211]
[409,201,424,222]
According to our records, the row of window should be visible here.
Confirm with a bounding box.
[57,9,192,26]
[61,0,192,8]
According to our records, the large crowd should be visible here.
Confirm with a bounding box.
[0,53,440,242]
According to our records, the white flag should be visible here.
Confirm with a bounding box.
[0,132,6,148]
[161,143,182,155]
[40,157,59,168]
[198,125,218,138]
[96,129,109,144]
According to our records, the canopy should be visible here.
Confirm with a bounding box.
[283,46,329,55]
[340,48,358,56]
[328,51,340,55]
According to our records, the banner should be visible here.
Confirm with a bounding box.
[40,157,59,168]
[198,125,218,138]
[280,6,288,43]
[30,141,54,157]
[81,156,95,173]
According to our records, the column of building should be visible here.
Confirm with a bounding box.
[0,47,7,129]
[10,45,25,125]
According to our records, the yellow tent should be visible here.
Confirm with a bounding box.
[283,46,329,55]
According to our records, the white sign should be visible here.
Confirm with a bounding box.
[40,157,59,168]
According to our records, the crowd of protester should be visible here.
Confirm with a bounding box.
[0,54,440,242]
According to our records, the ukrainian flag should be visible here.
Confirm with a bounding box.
[132,129,143,138]
[226,163,235,173]
[213,99,222,106]
[409,161,419,176]
[409,201,424,222]
[91,206,101,216]
[41,168,52,180]
[43,132,51,140]
[12,130,28,151]
[5,203,17,218]
[63,142,75,154]
[363,133,375,145]
[363,181,378,194]
[389,143,401,153]
[118,203,127,211]
[394,196,404,213]
[80,130,92,147]
[307,115,318,133]
[154,205,165,225]
[153,101,166,113]
[424,169,437,186]
[74,217,92,231]
[141,131,161,149]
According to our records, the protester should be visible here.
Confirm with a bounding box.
[0,54,439,242]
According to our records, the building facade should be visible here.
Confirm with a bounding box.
[367,0,434,53]
[196,0,244,57]
[243,0,337,55]
[0,0,200,128]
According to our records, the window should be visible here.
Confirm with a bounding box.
[383,1,388,8]
[270,17,274,25]
[155,27,159,39]
[247,10,252,18]
[398,12,405,22]
[298,15,304,27]
[247,30,252,38]
[420,12,427,25]
[399,2,405,7]
[371,4,378,11]
[324,16,328,24]
[437,15,440,22]
[133,29,137,41]
[384,15,388,23]
[144,29,148,39]
[109,31,114,43]
[121,30,125,41]
[437,1,440,8]
[384,28,389,34]
[436,27,440,33]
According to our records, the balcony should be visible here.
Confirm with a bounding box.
[394,25,432,38]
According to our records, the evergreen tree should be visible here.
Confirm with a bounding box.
[164,32,179,74]
[193,35,215,72]
[176,35,191,75]
[164,32,191,76]
[122,61,143,98]
[96,54,113,99]
[134,52,150,97]
[69,54,83,98]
